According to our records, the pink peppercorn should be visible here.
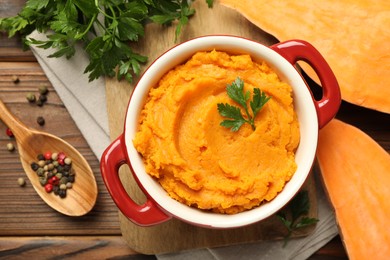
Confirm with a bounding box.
[45,183,53,193]
[6,128,14,137]
[58,152,66,160]
[48,176,59,186]
[57,152,66,165]
[58,158,65,165]
[44,152,52,160]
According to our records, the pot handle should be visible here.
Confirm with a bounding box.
[271,40,341,128]
[100,134,171,226]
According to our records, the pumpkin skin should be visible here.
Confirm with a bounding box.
[220,0,390,114]
[317,119,390,260]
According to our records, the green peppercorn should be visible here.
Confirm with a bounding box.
[37,160,45,167]
[17,177,25,187]
[60,177,68,185]
[55,173,63,180]
[6,143,15,151]
[64,158,71,165]
[37,116,45,126]
[47,163,54,170]
[26,92,36,103]
[51,153,58,161]
[38,85,49,95]
[36,168,44,176]
[39,177,47,186]
[59,183,67,190]
[12,75,20,83]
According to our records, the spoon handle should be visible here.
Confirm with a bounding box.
[0,99,30,140]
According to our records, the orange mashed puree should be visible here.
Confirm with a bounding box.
[133,50,300,214]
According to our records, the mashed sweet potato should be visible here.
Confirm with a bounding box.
[133,50,300,214]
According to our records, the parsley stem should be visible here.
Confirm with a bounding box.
[108,5,117,20]
[76,14,97,39]
[94,0,115,20]
[242,106,256,130]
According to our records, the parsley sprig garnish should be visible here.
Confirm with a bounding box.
[0,0,213,83]
[277,190,319,246]
[217,77,271,131]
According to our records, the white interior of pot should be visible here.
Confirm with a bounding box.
[124,36,318,228]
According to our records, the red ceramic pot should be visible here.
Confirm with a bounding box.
[100,35,341,229]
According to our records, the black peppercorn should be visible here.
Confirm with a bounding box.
[31,162,39,171]
[67,175,75,183]
[53,185,60,195]
[46,171,54,179]
[39,94,47,103]
[37,154,45,160]
[37,116,45,126]
[36,99,43,107]
[58,189,67,198]
[63,164,71,172]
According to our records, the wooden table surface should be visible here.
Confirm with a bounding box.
[1,1,388,259]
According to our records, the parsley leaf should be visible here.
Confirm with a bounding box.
[0,0,214,84]
[250,88,271,118]
[276,190,319,246]
[217,103,246,132]
[218,77,271,131]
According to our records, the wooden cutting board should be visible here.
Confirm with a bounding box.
[105,1,317,254]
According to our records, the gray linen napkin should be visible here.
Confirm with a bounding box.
[29,31,110,160]
[29,31,339,260]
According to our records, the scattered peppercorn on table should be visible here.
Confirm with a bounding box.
[1,1,388,259]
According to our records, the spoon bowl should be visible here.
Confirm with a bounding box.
[0,99,97,216]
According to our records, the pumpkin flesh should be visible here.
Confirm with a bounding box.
[220,0,390,114]
[317,119,390,259]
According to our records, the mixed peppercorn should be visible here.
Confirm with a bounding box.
[30,151,75,198]
[26,85,49,107]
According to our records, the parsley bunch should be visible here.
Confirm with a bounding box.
[0,0,213,83]
[217,77,271,131]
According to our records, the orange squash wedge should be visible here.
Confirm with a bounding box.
[220,0,390,114]
[316,119,390,259]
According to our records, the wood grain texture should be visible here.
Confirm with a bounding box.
[0,61,121,236]
[0,236,154,260]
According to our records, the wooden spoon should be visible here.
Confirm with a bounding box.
[0,99,98,216]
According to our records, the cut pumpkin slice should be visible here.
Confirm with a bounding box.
[220,0,390,114]
[316,119,390,259]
